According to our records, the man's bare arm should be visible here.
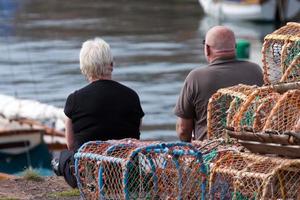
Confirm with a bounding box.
[176,117,194,142]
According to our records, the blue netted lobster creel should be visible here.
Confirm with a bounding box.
[74,140,209,200]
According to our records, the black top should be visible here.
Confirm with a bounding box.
[64,80,144,150]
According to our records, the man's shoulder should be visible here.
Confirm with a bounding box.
[213,59,262,72]
[185,66,215,88]
[213,59,259,67]
[235,60,260,67]
[235,60,262,73]
[187,64,224,82]
[188,65,211,78]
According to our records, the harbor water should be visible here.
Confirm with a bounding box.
[0,0,290,143]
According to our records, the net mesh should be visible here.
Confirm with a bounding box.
[209,152,300,200]
[74,138,300,199]
[192,139,243,157]
[232,87,280,132]
[74,139,207,200]
[207,83,300,139]
[262,22,300,84]
[263,89,300,133]
[207,84,256,139]
[280,53,300,83]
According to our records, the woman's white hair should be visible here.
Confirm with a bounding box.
[79,38,113,79]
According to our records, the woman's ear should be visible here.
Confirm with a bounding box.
[110,62,114,72]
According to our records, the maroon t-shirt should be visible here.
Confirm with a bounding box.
[174,59,264,140]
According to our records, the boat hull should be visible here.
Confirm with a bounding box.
[0,117,63,174]
[199,0,300,21]
[0,143,52,174]
[0,129,43,155]
[0,117,67,153]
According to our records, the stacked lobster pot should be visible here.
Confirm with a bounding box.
[262,22,300,84]
[206,22,300,200]
[207,22,300,158]
[209,152,300,200]
[204,85,300,200]
[74,139,208,200]
[74,23,300,200]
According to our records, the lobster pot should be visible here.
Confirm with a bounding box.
[75,140,207,200]
[263,89,300,133]
[262,22,300,84]
[231,87,280,132]
[209,152,300,200]
[192,139,243,169]
[226,88,300,158]
[207,84,256,139]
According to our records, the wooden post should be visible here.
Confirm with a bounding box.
[262,81,300,93]
[276,0,287,22]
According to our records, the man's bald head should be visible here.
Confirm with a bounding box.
[205,26,236,50]
[204,26,236,63]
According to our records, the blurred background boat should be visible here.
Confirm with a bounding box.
[0,94,67,174]
[199,0,300,21]
[0,117,52,174]
[0,117,66,174]
[0,94,67,149]
[0,118,44,156]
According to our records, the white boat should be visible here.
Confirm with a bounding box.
[0,117,44,155]
[0,94,67,153]
[0,94,68,173]
[0,117,66,155]
[198,15,275,40]
[199,0,300,21]
[0,117,66,174]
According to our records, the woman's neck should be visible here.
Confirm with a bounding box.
[89,75,112,83]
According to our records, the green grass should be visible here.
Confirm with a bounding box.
[48,189,80,198]
[0,197,19,200]
[22,168,44,182]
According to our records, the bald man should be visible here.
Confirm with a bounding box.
[174,26,263,142]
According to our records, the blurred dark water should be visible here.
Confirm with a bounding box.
[0,0,287,140]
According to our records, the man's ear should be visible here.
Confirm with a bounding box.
[205,45,210,56]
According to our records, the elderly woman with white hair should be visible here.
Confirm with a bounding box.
[53,38,144,187]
